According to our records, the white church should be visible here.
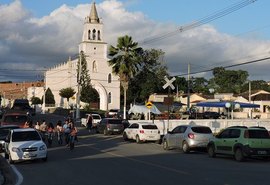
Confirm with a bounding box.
[45,2,120,111]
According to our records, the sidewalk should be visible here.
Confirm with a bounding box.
[0,155,16,185]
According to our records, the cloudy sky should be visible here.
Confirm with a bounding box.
[1,0,270,82]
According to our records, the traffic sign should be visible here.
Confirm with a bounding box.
[162,76,176,90]
[146,101,153,109]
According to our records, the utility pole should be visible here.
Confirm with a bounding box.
[76,52,82,124]
[249,80,252,119]
[42,71,46,114]
[187,63,190,112]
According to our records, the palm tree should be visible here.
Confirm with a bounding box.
[108,35,142,119]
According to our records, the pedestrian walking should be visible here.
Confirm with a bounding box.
[56,120,64,145]
[69,121,78,150]
[63,119,71,145]
[86,114,93,133]
[34,121,41,131]
[39,120,47,141]
[47,122,54,147]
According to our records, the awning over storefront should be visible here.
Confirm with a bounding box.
[196,101,260,108]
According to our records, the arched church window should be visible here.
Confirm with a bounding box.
[108,73,112,83]
[92,29,96,40]
[92,61,97,72]
[108,92,112,104]
[88,30,91,40]
[97,30,101,40]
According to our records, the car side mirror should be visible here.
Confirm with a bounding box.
[168,131,172,134]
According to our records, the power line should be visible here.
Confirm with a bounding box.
[174,56,270,77]
[140,0,257,45]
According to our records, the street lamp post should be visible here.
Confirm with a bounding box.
[225,102,240,119]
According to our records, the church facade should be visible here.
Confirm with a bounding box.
[45,2,120,111]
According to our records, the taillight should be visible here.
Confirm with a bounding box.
[244,130,249,138]
[188,133,195,139]
[107,124,110,128]
[139,130,144,134]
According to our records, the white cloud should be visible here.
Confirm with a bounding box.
[1,0,270,82]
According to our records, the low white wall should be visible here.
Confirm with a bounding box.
[128,119,270,135]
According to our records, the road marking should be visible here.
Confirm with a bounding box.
[11,164,23,185]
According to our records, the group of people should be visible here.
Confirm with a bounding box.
[23,118,78,149]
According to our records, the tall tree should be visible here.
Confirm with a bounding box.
[127,49,168,103]
[77,51,99,106]
[211,67,248,94]
[59,87,76,108]
[108,35,142,119]
[42,88,55,105]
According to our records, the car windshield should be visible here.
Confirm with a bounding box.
[191,127,212,133]
[12,131,41,142]
[247,130,270,139]
[142,125,158,129]
[4,115,28,123]
[92,115,100,119]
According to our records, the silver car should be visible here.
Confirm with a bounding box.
[162,124,213,153]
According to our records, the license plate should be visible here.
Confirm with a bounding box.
[113,129,119,131]
[24,152,36,158]
[258,151,267,155]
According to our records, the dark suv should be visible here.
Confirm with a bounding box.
[207,126,270,161]
[12,99,35,116]
[97,118,124,135]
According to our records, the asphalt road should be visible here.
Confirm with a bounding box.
[10,128,270,185]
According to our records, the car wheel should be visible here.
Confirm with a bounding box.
[234,148,245,162]
[136,135,141,144]
[163,140,169,150]
[123,132,128,141]
[207,145,216,158]
[182,141,190,153]
[42,156,48,162]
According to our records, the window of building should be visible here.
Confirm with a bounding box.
[98,30,101,40]
[88,30,91,40]
[92,61,97,72]
[108,73,112,83]
[92,29,96,40]
[108,92,112,104]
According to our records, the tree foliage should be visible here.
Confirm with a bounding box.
[127,49,168,103]
[211,67,248,94]
[59,87,76,102]
[108,35,143,117]
[42,88,55,105]
[31,96,42,105]
[77,51,99,104]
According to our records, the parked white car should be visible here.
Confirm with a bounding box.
[4,128,47,164]
[123,122,160,143]
[81,113,102,128]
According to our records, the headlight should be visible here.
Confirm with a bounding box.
[39,145,46,151]
[11,147,20,152]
